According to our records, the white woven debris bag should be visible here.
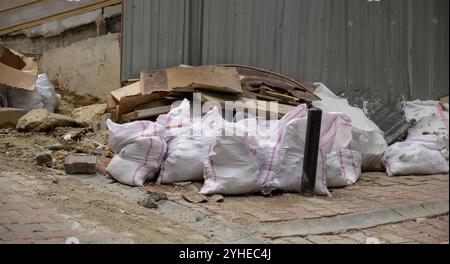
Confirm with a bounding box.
[201,136,262,195]
[156,99,192,138]
[326,149,362,188]
[258,105,308,194]
[107,119,165,154]
[158,136,216,184]
[312,82,387,171]
[260,107,356,195]
[106,137,167,187]
[403,100,449,140]
[157,107,225,184]
[7,74,59,112]
[107,99,192,154]
[382,135,449,177]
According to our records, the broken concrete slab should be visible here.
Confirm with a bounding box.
[64,154,97,174]
[71,103,108,127]
[0,108,26,128]
[16,109,78,132]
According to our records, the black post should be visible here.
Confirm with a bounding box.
[300,108,322,196]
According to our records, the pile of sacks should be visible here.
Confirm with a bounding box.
[106,99,367,196]
[382,100,449,176]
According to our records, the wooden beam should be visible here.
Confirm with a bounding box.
[122,105,172,122]
[0,0,121,36]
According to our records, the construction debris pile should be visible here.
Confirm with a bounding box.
[106,65,319,123]
[1,44,448,198]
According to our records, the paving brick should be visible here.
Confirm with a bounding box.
[64,154,97,174]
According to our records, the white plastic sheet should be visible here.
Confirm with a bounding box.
[5,74,59,112]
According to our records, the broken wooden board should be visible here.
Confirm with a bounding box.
[110,81,141,102]
[118,92,168,116]
[141,66,243,95]
[105,95,118,110]
[260,89,300,102]
[195,90,296,118]
[121,105,172,122]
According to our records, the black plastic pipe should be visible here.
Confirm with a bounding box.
[300,108,323,196]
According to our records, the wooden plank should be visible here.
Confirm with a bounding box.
[105,95,118,110]
[140,66,243,95]
[260,89,300,102]
[169,66,243,93]
[110,81,141,102]
[118,92,168,116]
[0,0,121,36]
[122,105,172,122]
[196,90,295,118]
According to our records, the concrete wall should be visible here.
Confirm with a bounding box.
[40,32,121,99]
[0,10,121,100]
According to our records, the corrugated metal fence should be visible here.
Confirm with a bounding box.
[122,0,449,104]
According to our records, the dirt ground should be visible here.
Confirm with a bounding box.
[0,131,213,243]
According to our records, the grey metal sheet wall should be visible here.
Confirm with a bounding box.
[122,0,449,104]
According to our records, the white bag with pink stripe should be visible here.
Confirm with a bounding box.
[106,137,167,187]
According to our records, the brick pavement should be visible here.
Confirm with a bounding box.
[143,172,449,225]
[1,154,448,244]
[280,214,449,244]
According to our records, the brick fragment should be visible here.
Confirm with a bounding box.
[64,154,97,174]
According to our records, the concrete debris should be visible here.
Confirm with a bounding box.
[64,154,97,174]
[144,191,168,202]
[138,196,159,209]
[182,193,208,204]
[47,143,64,151]
[0,108,27,128]
[16,109,78,132]
[71,103,108,127]
[209,194,224,203]
[63,130,84,141]
[138,191,168,209]
[35,151,53,167]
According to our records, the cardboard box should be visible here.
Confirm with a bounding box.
[0,45,38,91]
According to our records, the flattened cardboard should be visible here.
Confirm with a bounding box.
[0,45,38,91]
